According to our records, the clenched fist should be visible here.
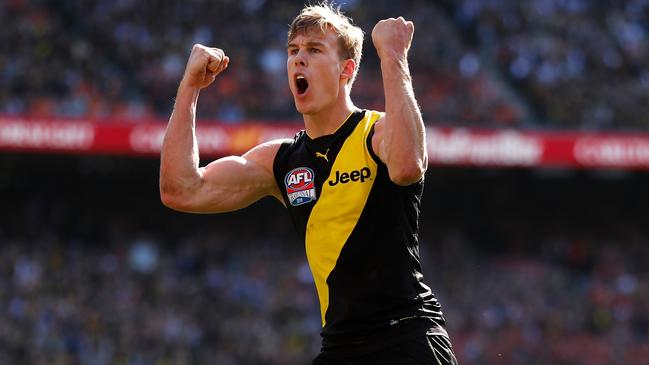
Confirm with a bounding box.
[182,44,230,89]
[371,17,414,60]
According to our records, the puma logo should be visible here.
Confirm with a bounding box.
[315,149,330,163]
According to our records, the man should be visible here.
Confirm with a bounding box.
[160,4,458,365]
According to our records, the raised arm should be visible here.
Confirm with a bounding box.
[370,18,427,186]
[160,44,283,213]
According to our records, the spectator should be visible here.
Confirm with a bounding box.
[0,0,522,126]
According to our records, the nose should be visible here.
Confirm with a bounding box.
[294,49,307,67]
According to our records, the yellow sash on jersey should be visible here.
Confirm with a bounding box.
[305,111,382,326]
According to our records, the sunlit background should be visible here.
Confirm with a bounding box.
[1,1,649,364]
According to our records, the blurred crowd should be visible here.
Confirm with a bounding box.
[1,185,648,365]
[0,190,322,365]
[1,0,524,127]
[448,0,649,129]
[427,227,649,365]
[3,0,649,129]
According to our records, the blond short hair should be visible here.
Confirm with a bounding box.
[288,3,364,86]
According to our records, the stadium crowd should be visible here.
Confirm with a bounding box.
[1,164,648,365]
[3,0,649,363]
[0,0,524,127]
[3,0,649,129]
[448,0,649,129]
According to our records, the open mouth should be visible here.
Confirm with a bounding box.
[296,75,309,95]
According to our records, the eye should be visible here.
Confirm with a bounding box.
[309,47,321,54]
[288,48,298,55]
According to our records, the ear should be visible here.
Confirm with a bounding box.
[340,59,356,82]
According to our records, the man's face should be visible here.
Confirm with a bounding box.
[287,28,349,115]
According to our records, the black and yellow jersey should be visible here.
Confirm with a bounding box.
[273,109,445,351]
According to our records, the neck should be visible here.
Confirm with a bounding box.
[303,94,356,139]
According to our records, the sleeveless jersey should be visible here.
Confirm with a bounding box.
[273,109,445,350]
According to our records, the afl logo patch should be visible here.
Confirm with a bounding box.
[285,167,317,206]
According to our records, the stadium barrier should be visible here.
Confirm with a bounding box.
[2,115,649,170]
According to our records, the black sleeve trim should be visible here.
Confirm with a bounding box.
[366,123,383,166]
[272,140,293,208]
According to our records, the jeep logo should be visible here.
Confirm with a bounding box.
[328,167,371,186]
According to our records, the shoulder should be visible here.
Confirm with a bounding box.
[350,109,384,140]
[368,109,385,118]
[245,138,292,155]
[364,109,385,124]
[364,109,385,143]
[271,129,310,158]
[364,110,385,163]
[242,138,293,171]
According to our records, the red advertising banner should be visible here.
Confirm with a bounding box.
[427,127,649,169]
[0,116,300,157]
[2,116,649,170]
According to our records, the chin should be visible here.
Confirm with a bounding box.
[297,105,320,116]
[293,99,313,115]
[293,102,306,114]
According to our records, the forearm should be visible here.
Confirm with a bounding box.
[380,55,427,181]
[160,81,204,201]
